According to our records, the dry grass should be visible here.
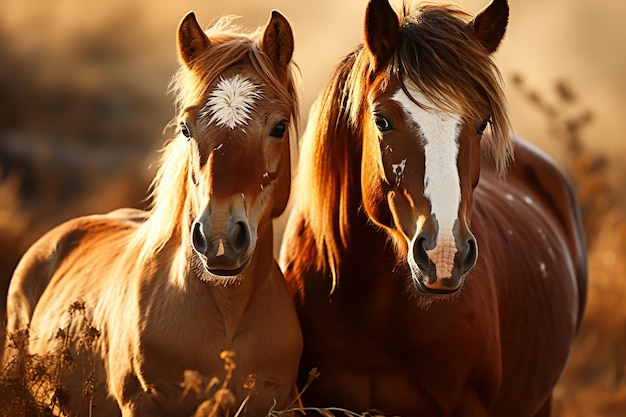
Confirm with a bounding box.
[0,301,99,417]
[1,325,375,417]
[0,304,248,417]
[554,215,626,417]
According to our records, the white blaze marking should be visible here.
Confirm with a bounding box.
[393,87,461,279]
[393,88,461,236]
[203,75,262,129]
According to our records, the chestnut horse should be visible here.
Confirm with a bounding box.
[280,0,586,415]
[3,10,302,417]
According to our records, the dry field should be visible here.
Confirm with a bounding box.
[0,0,624,415]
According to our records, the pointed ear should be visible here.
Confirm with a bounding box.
[177,12,211,69]
[471,0,509,53]
[364,0,400,69]
[261,11,294,73]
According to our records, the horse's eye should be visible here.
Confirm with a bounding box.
[180,121,192,140]
[375,115,392,132]
[270,122,288,139]
[477,118,491,135]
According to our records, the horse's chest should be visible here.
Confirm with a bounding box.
[137,308,262,369]
[137,291,300,387]
[135,312,296,416]
[300,277,501,411]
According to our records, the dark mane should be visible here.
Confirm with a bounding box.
[293,2,512,282]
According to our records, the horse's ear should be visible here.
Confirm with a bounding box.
[261,11,294,73]
[177,12,211,69]
[470,0,509,53]
[364,0,400,69]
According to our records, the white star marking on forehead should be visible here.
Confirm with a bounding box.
[203,74,263,130]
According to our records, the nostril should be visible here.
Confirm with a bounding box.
[461,238,478,272]
[230,221,250,255]
[413,237,431,270]
[191,222,208,255]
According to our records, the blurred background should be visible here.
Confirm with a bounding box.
[0,0,624,415]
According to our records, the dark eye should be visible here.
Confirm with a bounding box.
[477,118,491,135]
[179,121,192,140]
[375,115,392,132]
[270,121,288,139]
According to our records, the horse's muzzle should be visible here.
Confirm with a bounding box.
[409,230,477,294]
[191,218,252,277]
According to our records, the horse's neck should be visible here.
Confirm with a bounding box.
[343,209,391,268]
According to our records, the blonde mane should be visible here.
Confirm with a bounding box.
[130,16,300,272]
[294,2,512,282]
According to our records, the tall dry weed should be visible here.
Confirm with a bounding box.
[0,301,99,417]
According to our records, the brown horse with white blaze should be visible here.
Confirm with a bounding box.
[280,0,586,415]
[3,10,302,417]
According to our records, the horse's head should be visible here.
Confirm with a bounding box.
[357,0,512,294]
[172,11,297,279]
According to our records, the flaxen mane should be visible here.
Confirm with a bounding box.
[294,3,512,282]
[130,16,300,272]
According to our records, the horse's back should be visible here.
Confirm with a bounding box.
[4,208,146,356]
